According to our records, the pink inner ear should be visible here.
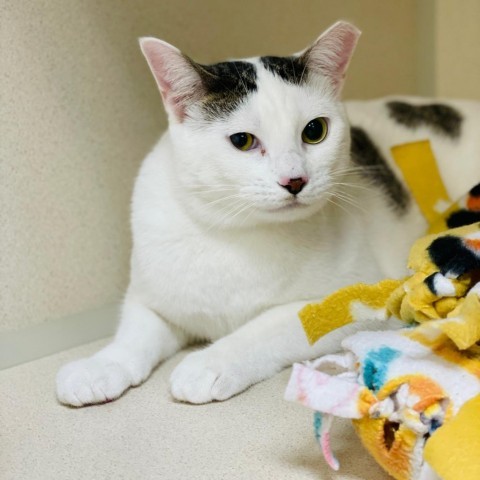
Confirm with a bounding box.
[331,29,359,87]
[140,38,198,122]
[307,21,361,93]
[140,39,173,96]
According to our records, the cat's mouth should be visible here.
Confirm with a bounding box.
[264,199,308,212]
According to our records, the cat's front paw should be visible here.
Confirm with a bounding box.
[169,348,248,404]
[56,357,134,407]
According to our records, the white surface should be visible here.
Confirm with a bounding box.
[1,339,390,480]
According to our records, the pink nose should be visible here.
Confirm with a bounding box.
[278,177,308,195]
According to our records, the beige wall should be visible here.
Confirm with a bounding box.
[435,0,480,100]
[416,0,480,100]
[0,0,474,332]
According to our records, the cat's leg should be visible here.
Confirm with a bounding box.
[56,299,187,406]
[170,301,401,404]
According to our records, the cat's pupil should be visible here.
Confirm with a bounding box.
[304,119,324,141]
[231,133,248,148]
[230,132,254,151]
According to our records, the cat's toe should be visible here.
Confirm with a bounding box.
[169,350,245,404]
[56,357,132,407]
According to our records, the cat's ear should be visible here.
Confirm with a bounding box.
[302,21,361,96]
[139,37,205,122]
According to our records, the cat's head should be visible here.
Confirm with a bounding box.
[140,21,360,228]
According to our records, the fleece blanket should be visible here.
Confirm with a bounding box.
[285,141,480,480]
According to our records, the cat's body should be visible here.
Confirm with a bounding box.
[57,23,480,406]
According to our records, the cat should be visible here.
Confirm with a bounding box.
[56,21,480,406]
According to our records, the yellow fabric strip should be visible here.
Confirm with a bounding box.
[299,279,402,345]
[424,395,480,480]
[391,140,451,225]
[427,201,460,234]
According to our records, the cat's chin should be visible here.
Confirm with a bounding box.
[254,200,323,223]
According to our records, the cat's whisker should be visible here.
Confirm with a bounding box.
[175,184,240,190]
[206,199,252,232]
[180,184,237,188]
[194,196,251,227]
[331,190,357,204]
[184,188,240,196]
[330,165,384,177]
[180,181,245,186]
[229,202,255,225]
[200,194,247,220]
[202,193,250,208]
[330,182,374,192]
[331,187,359,200]
[325,195,355,218]
[330,191,367,214]
[239,204,256,228]
[171,186,243,198]
[332,164,384,172]
[331,183,384,203]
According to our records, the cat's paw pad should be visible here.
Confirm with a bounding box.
[169,350,246,404]
[56,357,133,407]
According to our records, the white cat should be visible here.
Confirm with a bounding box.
[56,21,480,406]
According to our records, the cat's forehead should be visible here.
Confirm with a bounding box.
[259,55,309,85]
[198,55,311,121]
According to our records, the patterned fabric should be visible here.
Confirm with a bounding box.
[285,141,480,480]
[299,222,480,352]
[287,219,480,479]
[388,222,480,349]
[285,330,480,480]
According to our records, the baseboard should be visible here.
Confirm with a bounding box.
[0,303,119,370]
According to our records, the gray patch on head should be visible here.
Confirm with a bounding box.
[191,60,257,120]
[260,56,308,84]
[387,101,463,139]
[350,126,410,213]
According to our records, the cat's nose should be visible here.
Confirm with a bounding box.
[278,177,308,195]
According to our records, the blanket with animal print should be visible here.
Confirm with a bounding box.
[285,170,480,480]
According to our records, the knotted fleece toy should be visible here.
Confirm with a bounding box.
[285,140,480,480]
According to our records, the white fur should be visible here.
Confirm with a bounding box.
[57,24,480,406]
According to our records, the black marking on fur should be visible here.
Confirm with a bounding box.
[387,101,463,139]
[193,60,257,119]
[424,273,438,295]
[260,56,308,84]
[428,231,480,277]
[446,210,480,229]
[350,126,410,213]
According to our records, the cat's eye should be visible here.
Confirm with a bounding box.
[302,117,328,144]
[230,132,257,151]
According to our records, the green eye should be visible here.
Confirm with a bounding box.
[302,117,328,144]
[230,132,256,151]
